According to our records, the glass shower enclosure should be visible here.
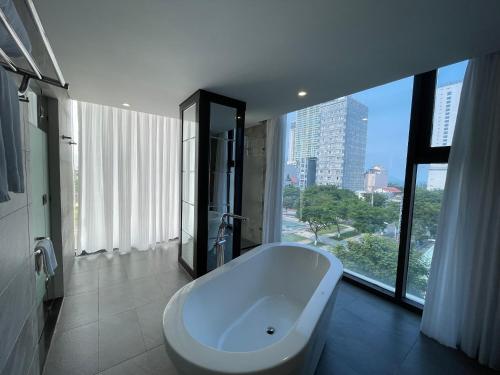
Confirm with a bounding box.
[179,90,246,278]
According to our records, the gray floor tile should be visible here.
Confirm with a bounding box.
[155,269,191,299]
[125,259,157,280]
[56,291,98,333]
[396,335,498,375]
[98,345,178,375]
[136,300,167,350]
[72,255,101,275]
[98,264,129,289]
[65,269,99,296]
[43,322,98,375]
[146,345,178,374]
[98,283,135,317]
[98,310,147,371]
[130,276,167,308]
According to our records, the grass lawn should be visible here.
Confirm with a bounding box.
[317,223,350,235]
[282,233,309,242]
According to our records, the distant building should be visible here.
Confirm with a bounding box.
[431,81,462,147]
[364,165,388,192]
[427,81,462,190]
[287,121,296,164]
[316,97,368,191]
[292,96,367,191]
[427,164,448,190]
[297,157,317,189]
[294,106,320,161]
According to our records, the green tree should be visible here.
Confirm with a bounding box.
[348,199,388,234]
[299,185,356,244]
[331,234,430,298]
[282,185,300,212]
[412,188,444,243]
[361,192,388,207]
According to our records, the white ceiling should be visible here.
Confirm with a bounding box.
[37,0,500,124]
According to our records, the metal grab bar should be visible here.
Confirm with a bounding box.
[0,7,42,79]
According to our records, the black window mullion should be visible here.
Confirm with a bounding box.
[395,70,437,300]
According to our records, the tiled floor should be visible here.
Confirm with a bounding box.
[43,242,189,375]
[43,244,496,375]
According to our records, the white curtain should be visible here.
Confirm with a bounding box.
[262,116,286,243]
[421,52,500,370]
[78,101,180,254]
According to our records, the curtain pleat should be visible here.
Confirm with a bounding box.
[77,101,180,254]
[421,52,500,370]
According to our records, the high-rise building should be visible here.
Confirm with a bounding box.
[316,97,368,191]
[364,165,388,192]
[427,81,462,190]
[294,105,320,161]
[292,96,368,191]
[287,121,296,164]
[431,81,462,147]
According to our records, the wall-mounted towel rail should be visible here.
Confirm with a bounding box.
[0,46,16,71]
[0,6,42,79]
[24,0,66,87]
[0,1,68,90]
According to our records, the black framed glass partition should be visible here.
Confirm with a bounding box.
[179,90,246,278]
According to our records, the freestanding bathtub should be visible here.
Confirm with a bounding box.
[163,242,343,375]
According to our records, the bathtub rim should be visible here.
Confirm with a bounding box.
[163,242,343,374]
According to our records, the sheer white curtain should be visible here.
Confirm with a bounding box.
[421,52,500,370]
[78,101,180,254]
[262,116,286,243]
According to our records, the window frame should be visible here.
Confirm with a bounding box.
[342,70,452,313]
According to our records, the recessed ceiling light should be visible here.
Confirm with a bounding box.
[122,103,130,107]
[298,91,307,97]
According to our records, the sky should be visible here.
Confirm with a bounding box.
[286,60,468,185]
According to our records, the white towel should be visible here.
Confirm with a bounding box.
[0,66,24,202]
[35,239,58,277]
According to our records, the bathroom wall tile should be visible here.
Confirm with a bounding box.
[43,322,98,375]
[98,283,135,317]
[98,310,146,371]
[1,313,36,375]
[56,291,98,334]
[136,300,167,350]
[0,259,34,372]
[0,207,30,290]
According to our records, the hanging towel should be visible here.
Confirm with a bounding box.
[0,0,32,56]
[35,239,58,277]
[0,66,24,202]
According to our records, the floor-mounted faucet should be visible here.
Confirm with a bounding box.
[214,213,247,268]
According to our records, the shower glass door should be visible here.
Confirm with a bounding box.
[180,103,197,271]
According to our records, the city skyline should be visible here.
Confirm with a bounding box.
[285,60,468,185]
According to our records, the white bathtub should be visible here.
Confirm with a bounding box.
[163,242,343,375]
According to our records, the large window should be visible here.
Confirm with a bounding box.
[283,79,413,290]
[281,60,468,309]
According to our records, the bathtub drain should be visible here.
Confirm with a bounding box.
[266,326,275,335]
